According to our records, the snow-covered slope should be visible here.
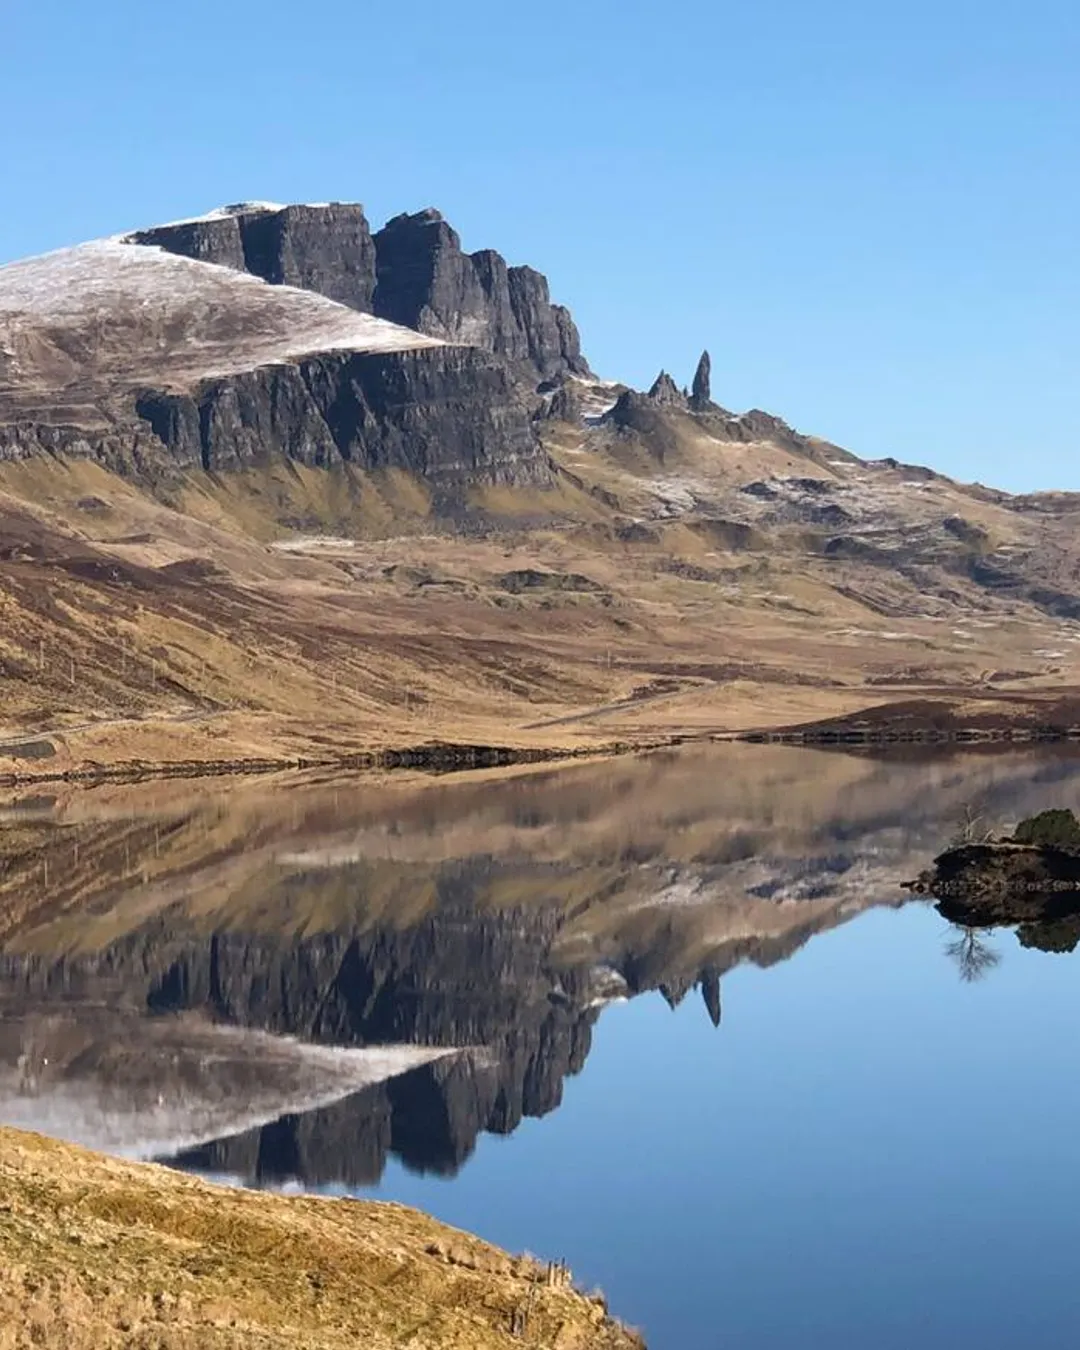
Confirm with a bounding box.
[0,239,444,405]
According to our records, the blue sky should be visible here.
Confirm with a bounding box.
[3,0,1077,490]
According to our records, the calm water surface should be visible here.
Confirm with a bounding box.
[2,744,1080,1348]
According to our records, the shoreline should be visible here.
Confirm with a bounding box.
[0,739,660,789]
[7,702,1080,789]
[740,725,1080,747]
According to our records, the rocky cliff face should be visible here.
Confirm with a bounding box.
[134,344,545,485]
[0,234,551,493]
[129,202,589,387]
[375,210,589,381]
[0,202,592,501]
[130,203,379,312]
[0,347,546,491]
[690,350,714,410]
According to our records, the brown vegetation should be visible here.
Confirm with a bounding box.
[4,409,1080,781]
[0,1128,640,1349]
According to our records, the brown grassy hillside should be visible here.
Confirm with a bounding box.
[0,1128,640,1350]
[3,405,1080,778]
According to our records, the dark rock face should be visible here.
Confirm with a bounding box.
[130,213,249,270]
[3,891,599,1184]
[604,389,682,460]
[372,210,483,338]
[690,350,713,410]
[538,378,582,423]
[167,1026,594,1187]
[372,211,588,382]
[701,969,722,1027]
[3,344,549,497]
[237,205,378,312]
[648,371,688,408]
[130,203,589,387]
[131,204,378,312]
[133,345,546,485]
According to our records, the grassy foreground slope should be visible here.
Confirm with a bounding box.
[0,1129,640,1350]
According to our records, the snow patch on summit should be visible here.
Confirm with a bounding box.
[0,239,445,397]
[129,200,290,231]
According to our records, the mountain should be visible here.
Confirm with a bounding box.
[128,201,589,386]
[2,200,1080,774]
[0,232,547,491]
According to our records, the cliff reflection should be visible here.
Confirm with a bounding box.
[4,744,1080,1185]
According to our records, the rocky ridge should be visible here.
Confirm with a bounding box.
[129,201,589,387]
[5,200,1080,763]
[0,233,550,491]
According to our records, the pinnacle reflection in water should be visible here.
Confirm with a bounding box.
[5,743,1080,1187]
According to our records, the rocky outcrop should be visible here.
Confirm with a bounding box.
[129,203,589,387]
[538,377,583,423]
[909,839,1080,913]
[648,372,688,408]
[605,354,721,454]
[604,387,682,459]
[133,344,547,486]
[131,203,379,312]
[372,210,588,382]
[0,349,547,491]
[167,1032,593,1186]
[690,350,714,411]
[658,975,693,1009]
[130,212,248,270]
[903,834,1080,960]
[701,969,722,1027]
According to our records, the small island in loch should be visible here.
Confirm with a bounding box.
[905,809,1080,952]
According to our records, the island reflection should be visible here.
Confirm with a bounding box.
[908,805,1080,978]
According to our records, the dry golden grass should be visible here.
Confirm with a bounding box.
[2,426,1080,781]
[0,1129,641,1350]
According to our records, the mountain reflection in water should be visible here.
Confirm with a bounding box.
[3,743,1080,1192]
